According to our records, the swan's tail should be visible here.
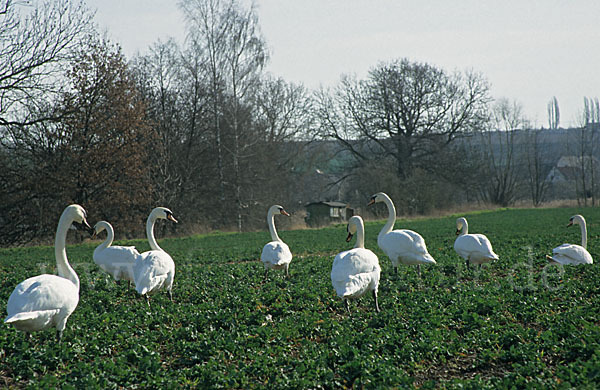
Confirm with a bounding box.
[423,253,437,264]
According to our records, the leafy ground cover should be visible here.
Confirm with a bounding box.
[0,207,599,388]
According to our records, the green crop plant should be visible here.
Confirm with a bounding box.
[0,207,599,388]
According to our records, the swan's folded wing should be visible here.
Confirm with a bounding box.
[331,273,373,298]
[134,251,175,294]
[95,246,140,280]
[381,230,434,261]
[136,274,168,295]
[331,249,380,297]
[6,275,78,315]
[455,234,498,259]
[5,309,60,324]
[552,244,593,264]
[261,241,292,265]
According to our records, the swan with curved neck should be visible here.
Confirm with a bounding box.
[5,205,90,341]
[367,192,436,276]
[133,207,178,305]
[93,221,140,284]
[546,215,593,265]
[331,215,381,313]
[147,207,177,251]
[454,217,499,268]
[261,205,292,278]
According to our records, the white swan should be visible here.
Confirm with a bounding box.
[4,205,90,341]
[454,217,499,268]
[261,205,292,278]
[368,192,436,275]
[93,221,140,286]
[133,207,178,305]
[546,214,593,265]
[331,215,381,313]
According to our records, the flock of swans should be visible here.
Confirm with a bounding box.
[3,192,594,341]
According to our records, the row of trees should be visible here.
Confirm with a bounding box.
[0,0,597,246]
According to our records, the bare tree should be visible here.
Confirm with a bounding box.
[524,127,551,206]
[479,98,528,206]
[0,0,93,128]
[316,59,491,179]
[179,0,232,206]
[179,0,268,231]
[221,1,267,231]
[0,37,157,244]
[547,96,560,130]
[574,97,600,206]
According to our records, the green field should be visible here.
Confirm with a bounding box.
[1,207,599,388]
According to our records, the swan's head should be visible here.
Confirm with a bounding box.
[456,217,467,235]
[151,207,178,223]
[269,205,290,217]
[92,221,110,239]
[345,215,363,242]
[567,214,585,227]
[367,192,388,206]
[64,204,91,232]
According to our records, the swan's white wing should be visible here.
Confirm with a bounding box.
[5,274,79,331]
[133,250,175,295]
[261,241,292,266]
[551,244,593,265]
[379,229,436,265]
[331,248,380,298]
[94,245,140,282]
[454,234,499,263]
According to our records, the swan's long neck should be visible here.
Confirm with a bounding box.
[267,209,281,242]
[379,195,396,237]
[354,221,365,249]
[98,223,114,251]
[580,220,587,249]
[54,214,80,290]
[459,220,468,235]
[147,214,162,251]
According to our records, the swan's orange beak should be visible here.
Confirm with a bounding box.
[167,214,178,223]
[567,221,573,227]
[281,210,290,217]
[455,229,461,236]
[367,198,375,206]
[346,232,354,242]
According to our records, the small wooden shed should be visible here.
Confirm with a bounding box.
[305,201,354,227]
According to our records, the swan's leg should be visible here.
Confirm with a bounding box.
[372,290,380,313]
[344,299,350,314]
[285,264,289,278]
[168,289,173,302]
[417,264,422,278]
[394,266,398,274]
[465,258,470,269]
[145,295,151,307]
[56,329,63,343]
[263,269,268,281]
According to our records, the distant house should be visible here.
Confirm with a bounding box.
[305,201,354,227]
[546,155,600,198]
[546,156,600,184]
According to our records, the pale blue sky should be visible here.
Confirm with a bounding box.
[87,0,600,127]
